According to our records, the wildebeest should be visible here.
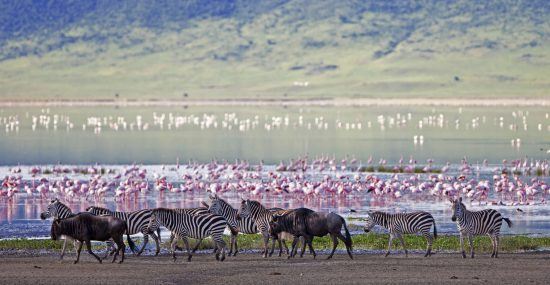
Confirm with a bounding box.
[50,212,136,264]
[269,208,353,259]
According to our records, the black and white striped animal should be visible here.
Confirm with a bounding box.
[209,195,295,257]
[86,206,161,256]
[50,212,136,264]
[363,211,437,257]
[169,206,211,253]
[450,197,512,258]
[237,199,294,258]
[40,199,116,260]
[149,208,227,262]
[207,194,258,256]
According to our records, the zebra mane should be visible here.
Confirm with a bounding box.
[88,206,113,213]
[213,196,234,209]
[247,200,266,210]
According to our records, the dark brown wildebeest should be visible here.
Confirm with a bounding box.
[269,208,353,260]
[50,212,136,264]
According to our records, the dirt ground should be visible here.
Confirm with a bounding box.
[1,252,549,285]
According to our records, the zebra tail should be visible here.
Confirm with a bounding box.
[342,217,353,249]
[503,217,512,228]
[433,219,438,239]
[126,233,137,253]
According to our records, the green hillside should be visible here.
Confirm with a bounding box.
[0,0,548,101]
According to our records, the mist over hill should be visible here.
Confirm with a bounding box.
[0,0,548,100]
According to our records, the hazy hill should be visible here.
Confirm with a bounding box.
[0,0,548,101]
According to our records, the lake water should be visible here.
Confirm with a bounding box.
[0,105,548,165]
[0,105,549,239]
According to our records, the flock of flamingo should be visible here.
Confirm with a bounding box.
[1,156,549,207]
[1,108,548,149]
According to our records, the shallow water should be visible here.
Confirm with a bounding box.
[0,165,549,239]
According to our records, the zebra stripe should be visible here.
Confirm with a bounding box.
[451,197,512,258]
[150,208,227,262]
[86,206,161,256]
[364,211,437,257]
[207,194,257,256]
[237,199,292,258]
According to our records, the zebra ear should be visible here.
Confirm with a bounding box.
[209,194,215,200]
[458,197,462,203]
[215,193,219,199]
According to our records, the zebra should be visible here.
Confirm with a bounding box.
[209,195,296,257]
[86,206,161,256]
[148,208,227,262]
[450,197,512,258]
[207,194,258,256]
[168,206,211,253]
[363,210,437,257]
[40,198,116,260]
[237,199,295,258]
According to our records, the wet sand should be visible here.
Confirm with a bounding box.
[1,252,549,284]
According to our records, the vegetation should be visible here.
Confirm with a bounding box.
[3,234,549,254]
[0,1,548,101]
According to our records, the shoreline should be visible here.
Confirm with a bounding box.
[0,97,549,107]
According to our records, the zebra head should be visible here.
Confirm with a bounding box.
[208,194,223,215]
[237,199,252,220]
[40,198,62,220]
[450,197,464,222]
[363,211,377,233]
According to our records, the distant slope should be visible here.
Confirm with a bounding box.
[0,0,548,101]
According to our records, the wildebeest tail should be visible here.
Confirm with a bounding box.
[342,217,352,249]
[503,217,512,228]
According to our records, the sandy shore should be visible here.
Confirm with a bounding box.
[0,252,548,284]
[0,97,548,107]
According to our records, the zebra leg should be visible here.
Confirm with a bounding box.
[233,234,239,256]
[262,233,270,258]
[396,233,407,257]
[385,234,394,257]
[215,237,226,262]
[327,234,338,259]
[150,231,160,256]
[136,230,150,256]
[494,235,500,258]
[170,235,179,262]
[424,232,433,257]
[228,234,234,256]
[459,233,466,258]
[85,240,102,264]
[467,234,474,258]
[182,237,193,262]
[191,238,203,253]
[74,240,83,264]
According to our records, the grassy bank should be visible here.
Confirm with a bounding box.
[2,234,550,253]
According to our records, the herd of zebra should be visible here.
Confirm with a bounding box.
[40,195,513,264]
